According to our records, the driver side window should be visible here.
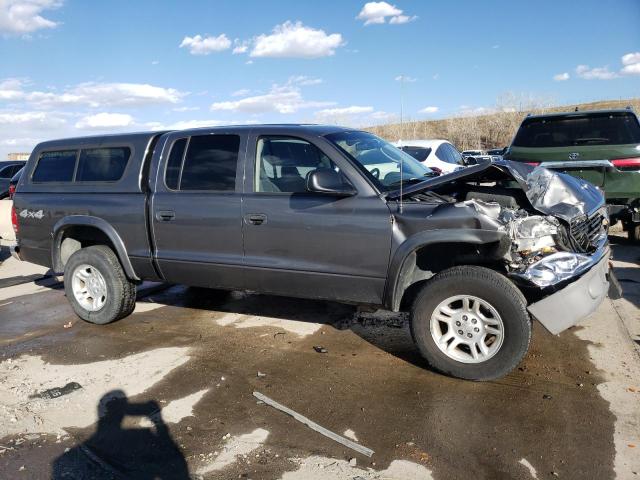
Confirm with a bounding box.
[255,136,343,193]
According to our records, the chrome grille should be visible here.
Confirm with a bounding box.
[569,209,607,252]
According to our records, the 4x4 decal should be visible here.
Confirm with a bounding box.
[19,209,44,220]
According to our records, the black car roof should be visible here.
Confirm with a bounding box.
[524,108,636,120]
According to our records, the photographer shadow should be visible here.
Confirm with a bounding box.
[52,390,189,480]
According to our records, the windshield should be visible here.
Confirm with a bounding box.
[513,112,640,147]
[325,131,435,191]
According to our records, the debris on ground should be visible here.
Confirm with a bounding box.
[29,382,82,400]
[253,391,374,457]
[543,394,553,400]
[257,371,267,378]
[343,429,358,442]
[349,457,357,466]
[313,346,328,353]
[63,321,73,329]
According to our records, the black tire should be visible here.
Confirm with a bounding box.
[64,245,136,325]
[410,265,531,381]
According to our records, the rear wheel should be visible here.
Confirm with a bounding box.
[64,245,136,324]
[410,266,531,381]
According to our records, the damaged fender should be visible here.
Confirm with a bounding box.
[387,159,611,332]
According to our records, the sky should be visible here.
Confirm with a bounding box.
[0,0,639,159]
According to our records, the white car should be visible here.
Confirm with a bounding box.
[394,139,465,174]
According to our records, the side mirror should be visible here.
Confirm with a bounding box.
[462,156,478,166]
[306,170,356,196]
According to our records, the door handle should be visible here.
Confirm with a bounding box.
[156,210,175,222]
[245,213,267,225]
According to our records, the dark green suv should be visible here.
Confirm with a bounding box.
[505,109,640,240]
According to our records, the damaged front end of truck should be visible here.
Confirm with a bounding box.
[389,160,618,334]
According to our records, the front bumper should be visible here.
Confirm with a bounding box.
[527,252,610,334]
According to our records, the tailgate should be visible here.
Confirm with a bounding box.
[508,144,637,188]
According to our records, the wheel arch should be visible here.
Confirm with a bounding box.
[384,229,509,312]
[51,216,140,281]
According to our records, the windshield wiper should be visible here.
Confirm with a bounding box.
[387,172,437,188]
[386,177,425,188]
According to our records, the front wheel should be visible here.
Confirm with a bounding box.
[64,245,136,324]
[410,266,531,381]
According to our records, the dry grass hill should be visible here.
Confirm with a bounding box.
[366,97,640,151]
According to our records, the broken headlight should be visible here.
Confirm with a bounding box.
[519,251,593,287]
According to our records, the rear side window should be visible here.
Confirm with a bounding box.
[179,135,240,191]
[0,165,14,178]
[444,144,463,164]
[32,150,77,182]
[165,138,187,190]
[513,112,640,147]
[76,147,130,182]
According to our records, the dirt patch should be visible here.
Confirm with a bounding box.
[0,347,190,437]
[0,283,619,479]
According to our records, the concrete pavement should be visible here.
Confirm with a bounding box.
[0,223,638,478]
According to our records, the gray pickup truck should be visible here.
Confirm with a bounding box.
[11,125,614,380]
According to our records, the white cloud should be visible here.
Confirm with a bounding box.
[621,52,640,76]
[370,110,394,120]
[288,75,323,86]
[179,34,231,55]
[316,106,374,118]
[0,110,64,126]
[575,64,618,80]
[75,112,134,129]
[146,119,226,131]
[212,87,332,114]
[25,82,185,107]
[356,2,415,25]
[232,39,249,54]
[0,0,62,34]
[395,75,417,82]
[172,106,200,112]
[0,109,73,159]
[211,77,331,114]
[0,78,26,100]
[419,106,439,114]
[492,44,500,49]
[250,21,343,58]
[553,72,570,81]
[231,88,251,97]
[389,14,416,24]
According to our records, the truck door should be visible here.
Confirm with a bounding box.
[150,130,246,289]
[241,132,393,304]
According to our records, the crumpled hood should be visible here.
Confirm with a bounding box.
[388,160,605,221]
